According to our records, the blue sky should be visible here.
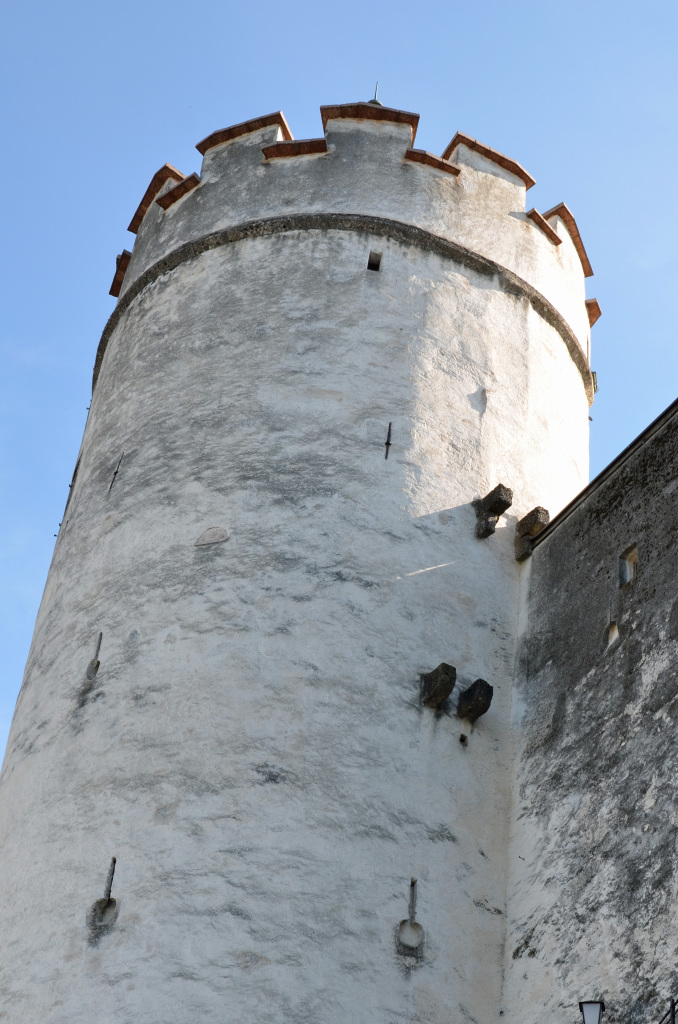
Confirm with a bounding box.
[1,0,677,757]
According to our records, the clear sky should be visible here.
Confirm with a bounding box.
[1,0,677,757]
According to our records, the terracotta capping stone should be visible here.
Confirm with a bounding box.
[543,203,593,277]
[442,132,536,190]
[196,112,293,156]
[109,250,131,298]
[526,208,562,245]
[128,164,185,234]
[156,173,200,211]
[405,148,460,176]
[320,103,419,145]
[586,298,602,327]
[262,139,328,159]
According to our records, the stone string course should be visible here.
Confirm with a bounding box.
[94,212,595,402]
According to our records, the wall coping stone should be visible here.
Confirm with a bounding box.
[442,132,536,189]
[108,250,131,297]
[128,164,185,234]
[532,395,678,549]
[262,139,328,159]
[196,112,293,155]
[526,208,562,245]
[585,298,602,327]
[156,173,200,210]
[543,202,594,277]
[404,148,461,176]
[320,103,419,144]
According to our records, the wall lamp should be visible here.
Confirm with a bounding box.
[580,1001,605,1024]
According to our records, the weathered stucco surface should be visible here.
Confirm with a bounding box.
[123,117,592,353]
[509,402,678,1024]
[0,112,591,1023]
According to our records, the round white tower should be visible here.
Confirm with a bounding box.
[0,101,595,1023]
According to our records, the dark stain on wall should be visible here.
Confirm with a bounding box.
[514,406,678,1022]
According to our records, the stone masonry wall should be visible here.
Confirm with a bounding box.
[507,400,678,1024]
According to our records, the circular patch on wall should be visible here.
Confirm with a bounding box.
[195,526,229,546]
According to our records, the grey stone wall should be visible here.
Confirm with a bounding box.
[508,400,678,1024]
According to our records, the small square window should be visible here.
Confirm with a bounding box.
[367,251,382,272]
[619,544,638,586]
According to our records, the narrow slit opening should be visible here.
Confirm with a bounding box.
[619,544,638,586]
[367,251,382,272]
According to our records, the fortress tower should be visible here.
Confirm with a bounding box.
[0,101,599,1023]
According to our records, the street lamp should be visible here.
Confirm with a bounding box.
[580,1001,605,1024]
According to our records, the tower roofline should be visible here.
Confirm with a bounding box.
[196,112,293,156]
[262,138,328,159]
[585,298,602,327]
[542,202,593,277]
[404,148,461,176]
[156,173,200,210]
[115,104,596,367]
[442,132,536,189]
[108,250,131,297]
[526,208,562,246]
[531,392,678,550]
[127,164,185,234]
[319,102,419,144]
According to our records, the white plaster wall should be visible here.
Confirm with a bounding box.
[0,200,588,1018]
[121,118,592,355]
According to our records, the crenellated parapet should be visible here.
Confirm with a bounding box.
[105,100,600,399]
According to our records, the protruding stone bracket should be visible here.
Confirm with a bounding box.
[457,679,493,722]
[421,663,457,709]
[515,506,550,561]
[473,484,513,538]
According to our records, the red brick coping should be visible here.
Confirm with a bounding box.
[128,164,185,234]
[262,139,328,159]
[320,103,419,145]
[404,148,460,175]
[196,112,293,156]
[156,173,200,211]
[585,298,602,327]
[442,132,536,190]
[526,208,562,245]
[109,250,131,297]
[543,202,593,278]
